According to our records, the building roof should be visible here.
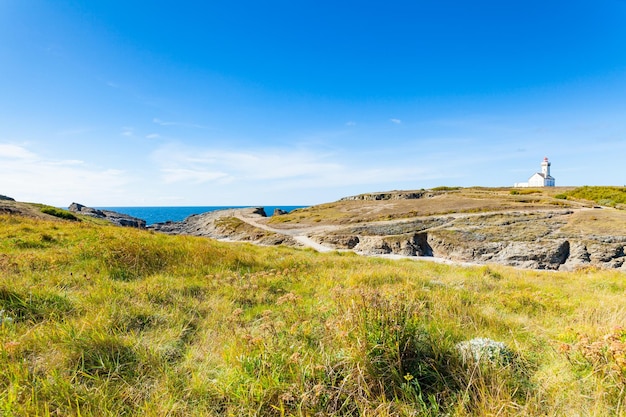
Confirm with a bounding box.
[531,172,554,180]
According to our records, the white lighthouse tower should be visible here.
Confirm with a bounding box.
[515,157,556,187]
[528,157,555,187]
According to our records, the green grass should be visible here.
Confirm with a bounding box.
[1,214,626,415]
[510,189,542,195]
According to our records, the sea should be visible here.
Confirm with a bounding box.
[96,206,306,226]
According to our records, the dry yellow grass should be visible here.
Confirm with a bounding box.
[562,208,626,236]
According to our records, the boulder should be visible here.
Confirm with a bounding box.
[312,234,360,249]
[248,207,267,217]
[489,240,570,270]
[560,242,591,271]
[456,338,514,365]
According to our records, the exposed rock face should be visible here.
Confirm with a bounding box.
[560,242,592,271]
[68,203,146,228]
[312,234,360,250]
[0,195,15,201]
[487,240,570,270]
[273,208,288,216]
[341,191,429,201]
[304,209,626,271]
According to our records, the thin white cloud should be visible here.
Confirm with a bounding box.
[56,128,93,136]
[160,168,230,184]
[0,144,37,160]
[121,127,134,137]
[0,143,131,206]
[146,133,161,139]
[153,118,207,129]
[390,118,402,124]
[48,159,84,166]
[346,121,356,126]
[150,143,443,192]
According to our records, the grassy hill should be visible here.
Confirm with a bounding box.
[268,187,585,226]
[1,202,626,415]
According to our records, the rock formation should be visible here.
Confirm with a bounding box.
[149,207,299,247]
[69,203,146,228]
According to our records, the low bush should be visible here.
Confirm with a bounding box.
[566,186,626,207]
[432,186,461,191]
[40,206,78,220]
[510,189,541,195]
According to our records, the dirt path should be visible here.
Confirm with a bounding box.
[234,212,340,252]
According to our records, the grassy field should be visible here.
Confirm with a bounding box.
[1,213,626,416]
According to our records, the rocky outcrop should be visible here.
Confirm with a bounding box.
[0,195,15,201]
[312,234,360,250]
[150,207,266,237]
[488,240,570,270]
[68,203,146,228]
[560,242,592,271]
[341,191,429,201]
[149,207,300,247]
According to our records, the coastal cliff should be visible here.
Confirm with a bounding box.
[146,187,626,271]
[4,187,624,271]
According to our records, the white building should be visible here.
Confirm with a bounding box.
[514,157,555,187]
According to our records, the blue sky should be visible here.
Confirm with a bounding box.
[1,1,625,206]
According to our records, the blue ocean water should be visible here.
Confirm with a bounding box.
[96,206,306,226]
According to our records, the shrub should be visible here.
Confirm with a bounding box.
[565,327,626,410]
[342,291,459,410]
[432,186,461,191]
[40,206,78,221]
[566,186,626,207]
[510,189,541,195]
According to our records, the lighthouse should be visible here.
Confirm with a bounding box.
[541,157,551,178]
[514,157,556,187]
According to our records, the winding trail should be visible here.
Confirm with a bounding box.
[234,211,337,252]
